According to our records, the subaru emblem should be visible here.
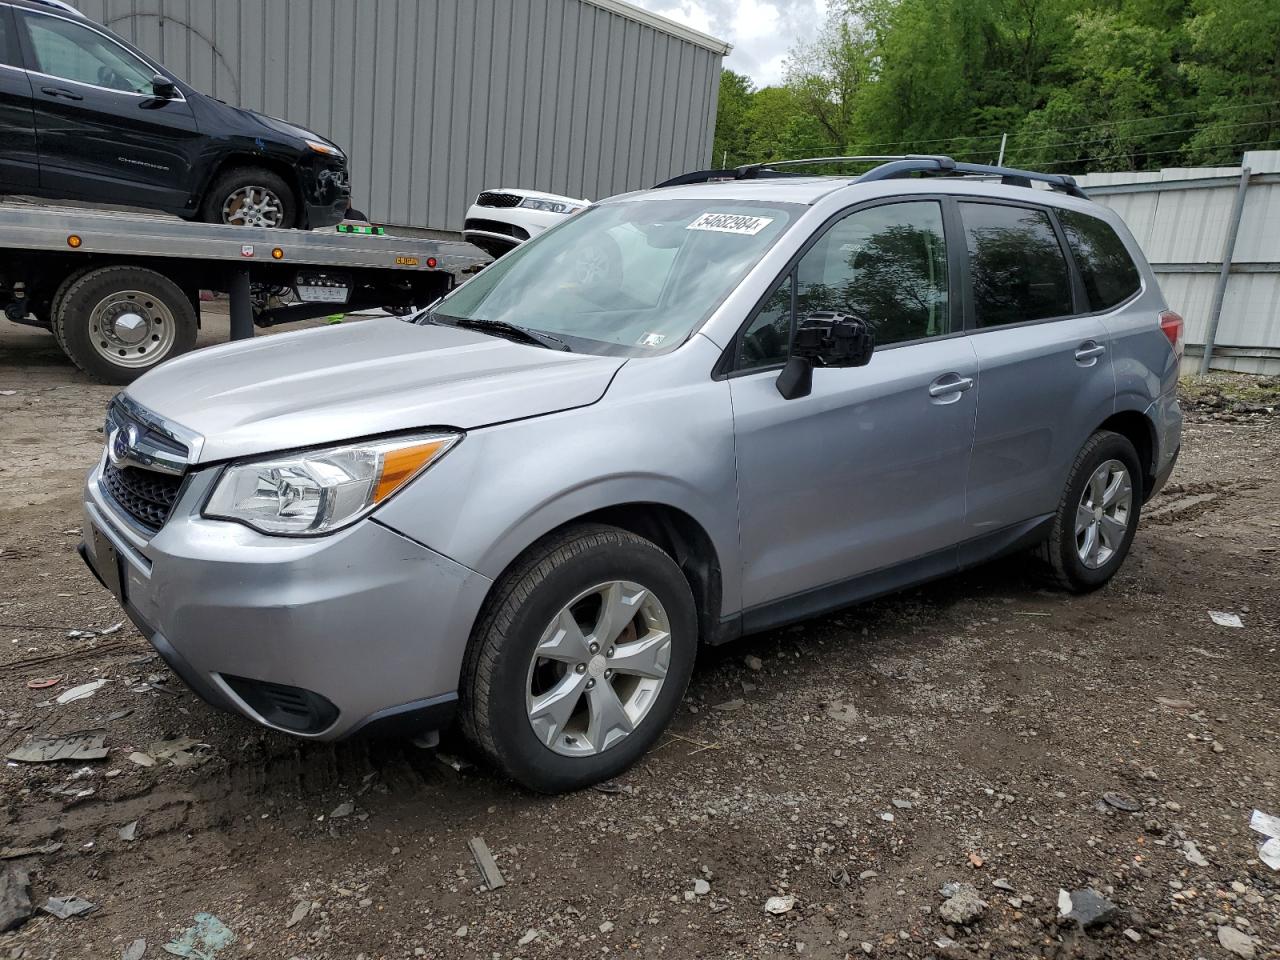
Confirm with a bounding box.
[109,423,139,467]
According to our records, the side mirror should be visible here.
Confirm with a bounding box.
[776,311,874,400]
[151,75,177,99]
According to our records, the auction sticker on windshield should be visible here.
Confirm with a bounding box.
[687,212,775,236]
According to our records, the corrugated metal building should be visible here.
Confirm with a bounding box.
[1078,151,1280,375]
[69,0,729,232]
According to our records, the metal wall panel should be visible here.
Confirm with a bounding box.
[69,0,725,231]
[1079,152,1280,372]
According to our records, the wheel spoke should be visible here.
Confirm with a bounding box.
[1099,513,1127,549]
[535,608,591,664]
[609,630,671,680]
[1075,503,1094,535]
[1079,520,1098,563]
[1089,467,1108,507]
[528,671,588,747]
[586,680,633,751]
[1089,521,1104,565]
[591,582,646,648]
[1102,471,1131,509]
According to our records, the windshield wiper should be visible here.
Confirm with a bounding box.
[449,317,572,352]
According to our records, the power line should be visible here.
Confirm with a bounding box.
[942,117,1279,162]
[1033,137,1280,169]
[847,98,1280,153]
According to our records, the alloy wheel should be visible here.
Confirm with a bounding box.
[525,580,673,757]
[221,185,285,228]
[1075,458,1133,569]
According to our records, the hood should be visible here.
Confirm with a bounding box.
[125,319,625,463]
[208,99,341,153]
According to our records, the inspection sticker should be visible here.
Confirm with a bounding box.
[638,332,666,346]
[686,212,774,236]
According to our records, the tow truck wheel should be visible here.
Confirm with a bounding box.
[53,266,197,384]
[48,266,96,351]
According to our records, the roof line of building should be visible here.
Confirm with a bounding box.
[581,0,733,56]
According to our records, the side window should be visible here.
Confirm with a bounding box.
[960,202,1074,327]
[0,7,21,67]
[737,201,949,369]
[19,11,154,93]
[1057,209,1141,311]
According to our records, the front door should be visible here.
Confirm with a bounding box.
[15,7,200,211]
[0,4,37,189]
[729,199,979,616]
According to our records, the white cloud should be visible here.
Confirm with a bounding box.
[632,0,828,86]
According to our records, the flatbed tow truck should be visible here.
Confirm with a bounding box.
[0,201,491,383]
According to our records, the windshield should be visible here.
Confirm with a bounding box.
[426,198,804,355]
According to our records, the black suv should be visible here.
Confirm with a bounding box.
[0,0,349,228]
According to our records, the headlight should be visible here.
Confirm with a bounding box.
[518,197,580,214]
[204,432,460,536]
[306,139,343,157]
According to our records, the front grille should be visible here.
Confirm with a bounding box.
[476,191,522,208]
[463,217,530,241]
[223,675,339,735]
[101,461,182,533]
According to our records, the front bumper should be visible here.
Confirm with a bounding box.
[81,460,492,740]
[299,156,350,229]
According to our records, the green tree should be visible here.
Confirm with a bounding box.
[1010,10,1188,171]
[709,0,1280,175]
[712,69,754,167]
[1182,0,1280,163]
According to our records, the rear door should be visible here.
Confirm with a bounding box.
[0,3,37,188]
[14,6,200,211]
[729,199,979,615]
[959,199,1115,540]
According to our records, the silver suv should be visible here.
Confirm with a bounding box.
[81,156,1182,793]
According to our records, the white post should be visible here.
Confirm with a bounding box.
[997,133,1007,166]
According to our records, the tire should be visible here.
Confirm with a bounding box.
[460,524,698,793]
[1037,430,1143,592]
[200,165,298,229]
[53,265,198,384]
[48,266,97,351]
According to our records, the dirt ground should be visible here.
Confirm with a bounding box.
[0,317,1277,960]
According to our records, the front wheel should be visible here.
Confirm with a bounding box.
[1038,430,1143,592]
[460,524,697,793]
[200,166,298,229]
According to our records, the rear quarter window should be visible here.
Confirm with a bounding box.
[1058,209,1142,311]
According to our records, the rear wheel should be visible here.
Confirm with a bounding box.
[200,166,298,229]
[53,265,197,384]
[48,266,96,351]
[1038,430,1143,592]
[460,524,697,793]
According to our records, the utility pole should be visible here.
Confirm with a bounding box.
[997,133,1007,166]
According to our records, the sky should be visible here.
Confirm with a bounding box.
[628,0,831,87]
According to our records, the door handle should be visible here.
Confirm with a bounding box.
[928,374,975,398]
[41,86,84,101]
[1074,341,1106,364]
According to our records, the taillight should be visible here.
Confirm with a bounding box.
[1159,310,1184,359]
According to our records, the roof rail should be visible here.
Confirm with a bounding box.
[856,156,1088,198]
[654,156,913,187]
[655,154,1087,198]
